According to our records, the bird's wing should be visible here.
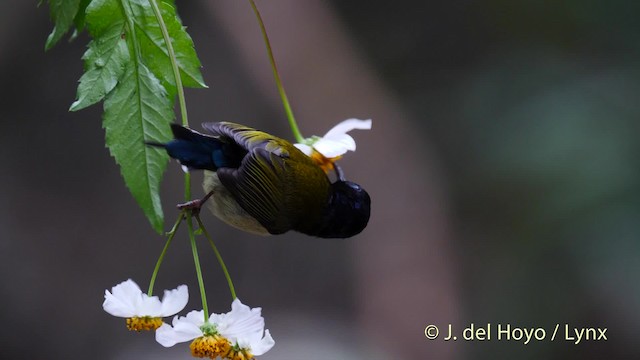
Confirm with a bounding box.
[217,148,292,234]
[202,122,292,158]
[203,122,296,234]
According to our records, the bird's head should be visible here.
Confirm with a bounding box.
[314,180,371,238]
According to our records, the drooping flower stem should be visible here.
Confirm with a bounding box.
[148,0,189,127]
[148,212,185,296]
[195,215,237,300]
[248,0,304,143]
[187,214,209,322]
[148,0,193,202]
[149,0,199,317]
[184,171,192,202]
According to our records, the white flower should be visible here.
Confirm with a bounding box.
[103,279,188,331]
[295,118,372,159]
[157,309,232,358]
[156,309,209,347]
[213,299,275,356]
[156,298,274,358]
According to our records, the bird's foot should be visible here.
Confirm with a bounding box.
[177,191,214,215]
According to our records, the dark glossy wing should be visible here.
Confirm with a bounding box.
[202,122,293,158]
[217,148,292,234]
[203,122,302,234]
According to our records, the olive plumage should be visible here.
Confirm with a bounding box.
[156,122,370,238]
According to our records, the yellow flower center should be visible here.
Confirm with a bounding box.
[226,348,254,360]
[190,335,231,359]
[125,316,163,331]
[310,150,341,174]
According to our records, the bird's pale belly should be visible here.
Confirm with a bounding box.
[203,171,271,235]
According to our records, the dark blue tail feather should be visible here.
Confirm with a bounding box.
[151,124,244,171]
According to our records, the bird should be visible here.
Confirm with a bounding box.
[149,122,370,238]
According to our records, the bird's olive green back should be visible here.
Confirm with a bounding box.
[203,122,331,234]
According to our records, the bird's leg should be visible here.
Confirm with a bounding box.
[177,191,214,215]
[333,162,346,182]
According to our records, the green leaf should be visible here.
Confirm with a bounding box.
[103,61,173,233]
[128,0,207,98]
[73,0,93,33]
[70,24,128,111]
[45,0,82,50]
[73,0,205,110]
[66,0,206,232]
[69,0,127,110]
[76,0,174,233]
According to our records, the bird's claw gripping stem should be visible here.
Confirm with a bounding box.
[177,191,214,215]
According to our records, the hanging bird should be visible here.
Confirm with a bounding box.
[150,122,370,238]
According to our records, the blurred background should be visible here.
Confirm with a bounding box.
[1,0,639,359]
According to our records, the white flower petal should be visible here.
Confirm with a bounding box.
[138,294,163,317]
[103,279,143,317]
[218,299,264,342]
[159,285,189,317]
[323,118,372,139]
[313,137,354,158]
[102,279,187,318]
[112,279,142,297]
[326,133,357,151]
[212,299,273,356]
[155,322,200,347]
[296,118,371,159]
[182,309,207,326]
[293,143,313,156]
[155,323,179,347]
[233,326,274,356]
[155,310,206,347]
[249,329,275,356]
[103,289,135,318]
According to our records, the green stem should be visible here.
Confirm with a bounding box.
[195,215,237,300]
[147,212,184,296]
[248,0,304,142]
[148,0,192,203]
[187,214,209,321]
[148,0,189,127]
[184,171,191,202]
